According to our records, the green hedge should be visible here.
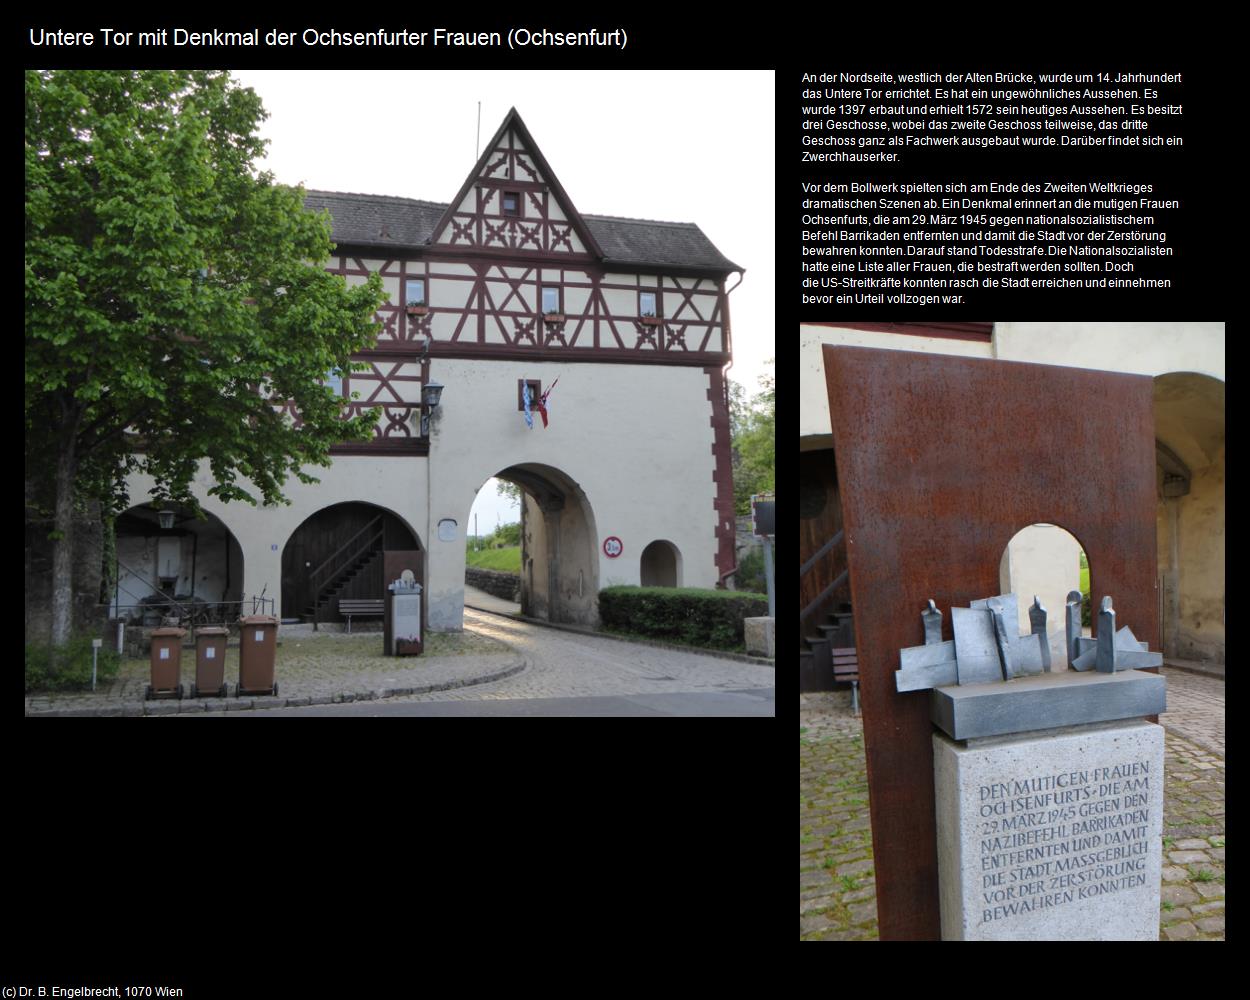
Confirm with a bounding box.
[599,586,768,650]
[25,636,121,694]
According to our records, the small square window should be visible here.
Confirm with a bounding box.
[518,379,541,411]
[541,287,560,314]
[640,291,657,317]
[405,278,426,307]
[502,191,521,217]
[324,369,344,396]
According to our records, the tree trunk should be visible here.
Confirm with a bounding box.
[50,432,78,650]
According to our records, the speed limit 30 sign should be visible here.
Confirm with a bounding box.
[602,536,623,558]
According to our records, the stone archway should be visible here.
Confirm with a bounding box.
[281,502,421,625]
[490,463,599,625]
[1153,372,1225,663]
[111,503,245,624]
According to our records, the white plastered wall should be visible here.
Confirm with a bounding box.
[424,359,719,629]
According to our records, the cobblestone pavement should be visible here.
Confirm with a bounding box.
[27,610,774,716]
[463,584,521,615]
[800,672,1225,941]
[25,624,522,717]
[393,608,777,703]
[1159,666,1225,755]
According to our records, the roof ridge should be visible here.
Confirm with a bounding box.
[583,212,698,228]
[305,189,449,208]
[306,189,698,228]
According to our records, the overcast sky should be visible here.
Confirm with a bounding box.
[231,69,775,529]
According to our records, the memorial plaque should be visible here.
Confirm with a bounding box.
[934,720,1163,940]
[392,594,421,654]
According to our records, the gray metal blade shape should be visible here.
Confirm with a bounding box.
[922,599,943,645]
[951,606,1004,686]
[1029,596,1051,671]
[895,648,959,692]
[1114,649,1163,669]
[1096,597,1117,673]
[1072,645,1099,671]
[987,597,1015,681]
[899,639,957,670]
[1073,626,1158,671]
[1065,589,1083,666]
[971,593,1018,624]
[1009,633,1048,676]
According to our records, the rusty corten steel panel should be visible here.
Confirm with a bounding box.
[822,345,1158,941]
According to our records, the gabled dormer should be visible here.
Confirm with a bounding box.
[428,108,604,260]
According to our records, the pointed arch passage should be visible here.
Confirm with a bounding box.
[478,463,599,625]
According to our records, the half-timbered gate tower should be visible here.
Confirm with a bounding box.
[121,108,741,630]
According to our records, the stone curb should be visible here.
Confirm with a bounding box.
[24,655,527,717]
[464,603,776,667]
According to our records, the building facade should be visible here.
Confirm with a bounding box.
[117,109,742,630]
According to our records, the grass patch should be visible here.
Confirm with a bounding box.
[465,546,521,573]
[1192,869,1218,883]
[838,875,860,891]
[1161,901,1175,912]
[26,637,121,693]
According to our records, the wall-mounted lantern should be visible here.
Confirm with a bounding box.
[421,380,445,437]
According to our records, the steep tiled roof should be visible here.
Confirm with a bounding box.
[304,190,740,274]
[304,191,446,249]
[583,214,740,273]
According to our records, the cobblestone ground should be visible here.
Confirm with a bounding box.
[1159,667,1225,755]
[25,626,519,716]
[800,676,1225,941]
[800,696,878,941]
[1159,733,1226,939]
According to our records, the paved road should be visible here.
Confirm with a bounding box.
[192,608,775,716]
[195,689,775,716]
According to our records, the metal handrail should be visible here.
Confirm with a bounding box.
[106,596,275,624]
[799,529,843,580]
[309,516,384,588]
[801,570,850,626]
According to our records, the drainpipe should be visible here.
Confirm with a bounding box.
[716,269,745,588]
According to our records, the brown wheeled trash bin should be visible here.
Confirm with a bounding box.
[192,626,230,699]
[147,626,187,700]
[237,615,279,697]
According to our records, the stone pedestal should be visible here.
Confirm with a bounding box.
[744,616,774,657]
[934,719,1164,940]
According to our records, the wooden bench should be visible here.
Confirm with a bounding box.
[831,647,860,715]
[339,599,384,633]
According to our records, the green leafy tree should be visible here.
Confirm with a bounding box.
[495,479,523,505]
[26,70,385,650]
[729,361,775,515]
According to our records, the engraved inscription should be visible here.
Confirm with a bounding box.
[975,762,1152,924]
